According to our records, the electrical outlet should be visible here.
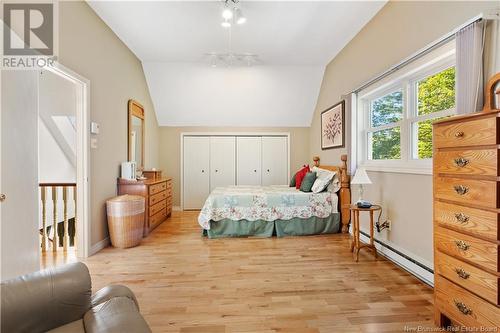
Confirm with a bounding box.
[386,219,392,231]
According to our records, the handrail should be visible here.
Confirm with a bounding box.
[39,182,76,187]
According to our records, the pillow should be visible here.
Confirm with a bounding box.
[295,165,310,189]
[311,171,334,193]
[300,172,317,192]
[311,166,339,193]
[289,173,296,187]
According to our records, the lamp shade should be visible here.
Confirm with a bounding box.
[351,168,372,185]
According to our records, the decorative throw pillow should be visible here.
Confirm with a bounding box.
[311,167,338,193]
[300,172,317,192]
[295,165,310,189]
[289,173,296,187]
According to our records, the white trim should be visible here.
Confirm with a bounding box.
[89,237,109,256]
[357,233,434,286]
[44,63,91,259]
[180,132,291,210]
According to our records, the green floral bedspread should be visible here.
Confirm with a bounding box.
[198,185,338,230]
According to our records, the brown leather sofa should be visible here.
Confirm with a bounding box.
[1,262,152,333]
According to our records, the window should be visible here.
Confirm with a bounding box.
[357,42,456,174]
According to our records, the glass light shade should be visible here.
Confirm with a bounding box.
[351,168,372,185]
[222,8,233,20]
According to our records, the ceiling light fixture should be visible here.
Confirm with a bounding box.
[221,0,246,28]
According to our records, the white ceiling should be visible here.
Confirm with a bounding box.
[89,1,386,126]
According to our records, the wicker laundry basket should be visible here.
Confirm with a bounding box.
[106,194,145,248]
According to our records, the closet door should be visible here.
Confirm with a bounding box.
[183,136,210,209]
[210,136,236,191]
[262,136,288,185]
[236,137,262,185]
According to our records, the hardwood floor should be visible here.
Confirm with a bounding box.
[43,211,435,332]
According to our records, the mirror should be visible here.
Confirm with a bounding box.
[128,100,145,172]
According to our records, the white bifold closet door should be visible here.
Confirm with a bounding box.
[262,136,288,185]
[210,136,236,191]
[183,136,210,210]
[236,137,262,185]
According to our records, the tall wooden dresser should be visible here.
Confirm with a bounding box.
[433,111,500,328]
[117,177,173,235]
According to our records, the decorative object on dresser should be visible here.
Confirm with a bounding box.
[117,177,173,235]
[432,74,500,329]
[321,100,345,150]
[142,169,162,180]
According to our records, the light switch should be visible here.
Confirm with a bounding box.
[90,122,100,134]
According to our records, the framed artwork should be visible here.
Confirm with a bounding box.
[321,100,345,150]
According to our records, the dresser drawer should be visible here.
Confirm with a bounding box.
[149,182,167,195]
[166,180,172,190]
[434,116,498,149]
[149,191,166,206]
[434,149,498,177]
[149,200,166,216]
[149,208,166,229]
[435,275,500,328]
[434,201,499,241]
[435,227,498,272]
[435,251,499,305]
[434,176,499,209]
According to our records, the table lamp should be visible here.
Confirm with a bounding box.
[351,168,372,204]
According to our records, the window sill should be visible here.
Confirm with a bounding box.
[359,162,432,175]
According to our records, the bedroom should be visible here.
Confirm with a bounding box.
[1,0,500,332]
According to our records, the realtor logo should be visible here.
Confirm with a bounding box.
[3,3,54,56]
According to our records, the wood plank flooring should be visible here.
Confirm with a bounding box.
[42,211,435,332]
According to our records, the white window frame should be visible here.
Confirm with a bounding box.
[357,45,456,175]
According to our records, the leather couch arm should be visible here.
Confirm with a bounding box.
[1,262,92,333]
[91,285,140,310]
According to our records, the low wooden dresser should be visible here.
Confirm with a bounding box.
[433,111,500,329]
[117,177,173,235]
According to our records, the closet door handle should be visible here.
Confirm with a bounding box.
[254,169,257,173]
[215,169,218,173]
[201,170,205,173]
[267,169,270,172]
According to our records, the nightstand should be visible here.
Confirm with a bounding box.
[349,204,381,262]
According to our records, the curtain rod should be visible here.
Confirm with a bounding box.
[352,14,484,94]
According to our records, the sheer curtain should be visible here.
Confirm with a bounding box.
[455,20,485,114]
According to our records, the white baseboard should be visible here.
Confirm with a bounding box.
[173,206,181,211]
[358,232,434,286]
[89,237,110,256]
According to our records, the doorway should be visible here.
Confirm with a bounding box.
[39,63,90,265]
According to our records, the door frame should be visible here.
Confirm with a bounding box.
[43,62,91,258]
[180,132,290,210]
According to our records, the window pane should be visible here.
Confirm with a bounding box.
[414,116,450,159]
[371,90,403,127]
[370,127,401,160]
[417,67,455,116]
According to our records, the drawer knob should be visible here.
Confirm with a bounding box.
[453,185,469,195]
[454,268,470,279]
[453,157,469,168]
[454,213,469,224]
[454,300,472,315]
[455,240,470,251]
[454,131,465,138]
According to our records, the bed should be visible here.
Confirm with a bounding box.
[198,155,351,238]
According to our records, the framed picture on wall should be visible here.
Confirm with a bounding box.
[321,100,345,150]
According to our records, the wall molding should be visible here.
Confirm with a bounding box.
[358,231,434,286]
[173,206,182,211]
[89,237,110,256]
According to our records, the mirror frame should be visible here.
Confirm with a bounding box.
[128,99,145,171]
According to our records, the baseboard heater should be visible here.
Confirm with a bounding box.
[358,230,434,287]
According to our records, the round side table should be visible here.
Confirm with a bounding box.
[349,204,381,262]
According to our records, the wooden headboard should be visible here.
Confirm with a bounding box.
[313,154,351,233]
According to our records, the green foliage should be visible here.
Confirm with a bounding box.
[416,67,455,159]
[370,67,455,160]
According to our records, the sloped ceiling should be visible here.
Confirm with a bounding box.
[89,1,386,127]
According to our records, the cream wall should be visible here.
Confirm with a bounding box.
[310,1,499,266]
[58,2,160,246]
[159,127,310,206]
